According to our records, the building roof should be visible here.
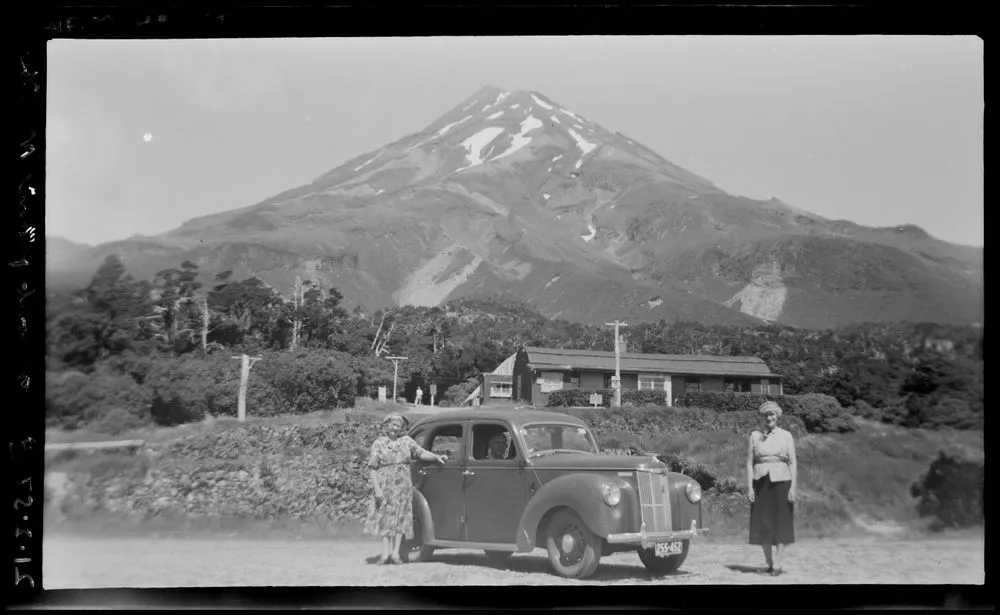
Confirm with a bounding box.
[522,346,781,378]
[491,352,518,377]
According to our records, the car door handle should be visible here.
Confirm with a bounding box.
[462,470,475,477]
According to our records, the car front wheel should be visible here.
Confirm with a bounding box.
[636,541,689,576]
[544,509,602,579]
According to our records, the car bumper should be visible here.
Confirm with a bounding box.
[606,520,710,549]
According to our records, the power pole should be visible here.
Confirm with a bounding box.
[231,354,263,421]
[604,321,628,408]
[385,356,408,402]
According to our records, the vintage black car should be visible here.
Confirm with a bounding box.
[400,408,709,579]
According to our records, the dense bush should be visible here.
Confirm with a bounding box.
[679,391,853,433]
[794,393,855,433]
[558,406,807,438]
[546,388,614,408]
[45,369,151,430]
[910,451,984,530]
[681,391,800,413]
[622,390,668,406]
[545,388,669,408]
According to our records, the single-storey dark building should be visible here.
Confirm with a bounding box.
[502,346,783,407]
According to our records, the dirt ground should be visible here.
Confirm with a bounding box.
[42,533,984,588]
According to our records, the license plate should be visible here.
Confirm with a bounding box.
[654,541,683,557]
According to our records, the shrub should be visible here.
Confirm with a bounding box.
[621,390,668,406]
[557,406,807,438]
[910,452,984,530]
[794,393,856,433]
[681,391,852,433]
[681,391,800,414]
[88,407,151,435]
[654,451,718,491]
[443,377,479,407]
[546,389,613,408]
[46,369,151,429]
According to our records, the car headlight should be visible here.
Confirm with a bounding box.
[601,482,621,507]
[685,481,703,503]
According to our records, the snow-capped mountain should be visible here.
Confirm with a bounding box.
[47,86,983,328]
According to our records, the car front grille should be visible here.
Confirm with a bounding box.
[636,470,672,533]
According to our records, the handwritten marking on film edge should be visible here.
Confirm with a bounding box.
[11,439,37,589]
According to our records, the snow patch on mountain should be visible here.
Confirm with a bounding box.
[543,193,550,200]
[582,223,597,242]
[552,154,563,162]
[457,127,506,170]
[486,111,504,120]
[433,115,473,138]
[550,115,561,124]
[511,104,520,110]
[567,129,597,156]
[545,275,561,289]
[493,115,543,161]
[560,107,584,123]
[354,156,377,172]
[531,94,554,110]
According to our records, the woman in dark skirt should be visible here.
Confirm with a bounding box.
[746,400,797,576]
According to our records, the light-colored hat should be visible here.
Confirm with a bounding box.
[758,401,783,417]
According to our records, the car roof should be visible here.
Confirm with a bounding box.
[407,407,587,430]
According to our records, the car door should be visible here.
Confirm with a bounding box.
[413,421,467,542]
[463,420,530,544]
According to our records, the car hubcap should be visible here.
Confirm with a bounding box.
[558,525,584,566]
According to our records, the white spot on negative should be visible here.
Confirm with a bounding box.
[143,133,153,142]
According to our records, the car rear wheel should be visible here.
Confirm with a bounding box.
[400,510,435,563]
[484,550,512,567]
[636,541,689,576]
[544,509,601,579]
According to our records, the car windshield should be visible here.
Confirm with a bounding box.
[521,424,599,458]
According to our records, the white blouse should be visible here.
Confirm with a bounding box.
[749,427,796,482]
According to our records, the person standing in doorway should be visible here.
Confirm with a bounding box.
[414,386,423,406]
[746,400,797,576]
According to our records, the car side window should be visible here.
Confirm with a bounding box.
[427,424,463,462]
[471,423,518,461]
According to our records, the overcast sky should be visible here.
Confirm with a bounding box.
[47,36,983,247]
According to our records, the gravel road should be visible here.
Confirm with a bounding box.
[43,534,984,588]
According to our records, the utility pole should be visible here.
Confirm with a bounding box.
[385,356,408,403]
[231,354,263,421]
[604,321,628,408]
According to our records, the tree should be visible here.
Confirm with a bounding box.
[149,260,204,351]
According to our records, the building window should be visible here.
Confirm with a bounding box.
[490,382,513,398]
[724,379,752,393]
[638,373,667,391]
[539,372,564,393]
[685,378,702,392]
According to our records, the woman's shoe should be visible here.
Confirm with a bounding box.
[770,567,783,577]
[377,555,390,565]
[389,554,403,565]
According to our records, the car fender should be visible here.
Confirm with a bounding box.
[412,489,434,544]
[515,473,624,552]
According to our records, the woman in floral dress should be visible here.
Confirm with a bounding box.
[365,413,447,564]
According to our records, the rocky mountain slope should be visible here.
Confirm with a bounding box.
[47,86,983,328]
